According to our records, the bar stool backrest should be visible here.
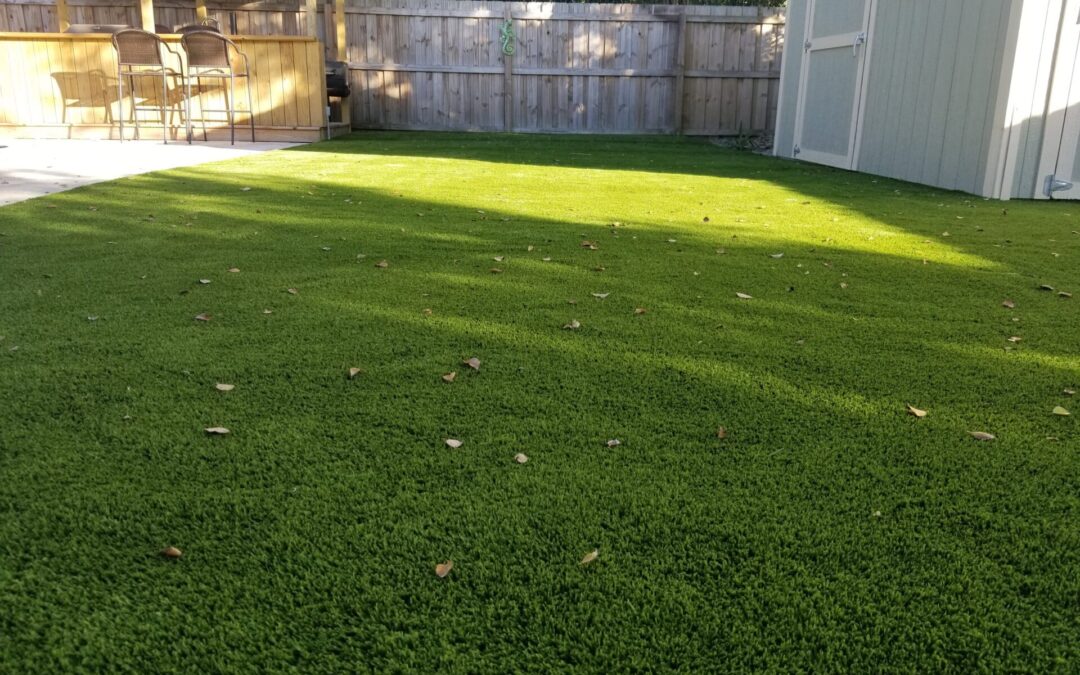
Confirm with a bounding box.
[181,30,234,69]
[113,29,165,67]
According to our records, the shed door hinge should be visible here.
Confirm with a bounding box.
[1044,174,1073,197]
[804,40,812,52]
[793,145,801,157]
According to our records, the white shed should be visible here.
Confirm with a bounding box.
[775,0,1080,200]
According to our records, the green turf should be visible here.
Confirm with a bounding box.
[1,133,1078,672]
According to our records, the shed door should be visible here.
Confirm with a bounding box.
[1040,0,1080,199]
[793,0,875,169]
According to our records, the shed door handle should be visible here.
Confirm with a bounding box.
[853,32,867,56]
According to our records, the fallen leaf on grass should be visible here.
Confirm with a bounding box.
[240,187,252,192]
[463,357,481,371]
[375,260,389,269]
[716,427,728,439]
[228,267,240,273]
[580,549,599,566]
[198,279,211,285]
[1060,291,1073,299]
[606,439,621,448]
[1053,406,1071,416]
[1002,300,1016,309]
[735,292,753,300]
[1007,336,1022,343]
[161,546,183,559]
[435,561,453,578]
[969,431,996,441]
[493,256,505,262]
[215,383,235,392]
[442,372,456,383]
[194,313,211,322]
[263,309,273,315]
[769,253,784,259]
[422,308,433,316]
[1064,389,1076,396]
[1039,284,1056,292]
[906,405,927,418]
[542,257,552,262]
[287,288,298,295]
[205,427,230,435]
[591,292,610,300]
[445,439,463,448]
[514,453,529,464]
[634,307,647,315]
[490,267,503,274]
[581,241,598,250]
[563,320,581,330]
[348,367,363,379]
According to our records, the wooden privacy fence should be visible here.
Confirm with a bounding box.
[0,0,784,136]
[341,1,783,134]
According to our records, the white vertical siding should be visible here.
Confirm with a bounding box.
[857,0,1012,195]
[773,0,807,158]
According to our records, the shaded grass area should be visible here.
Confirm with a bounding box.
[0,132,1078,672]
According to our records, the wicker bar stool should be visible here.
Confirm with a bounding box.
[111,29,188,144]
[180,30,255,144]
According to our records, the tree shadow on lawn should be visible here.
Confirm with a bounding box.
[0,142,1079,670]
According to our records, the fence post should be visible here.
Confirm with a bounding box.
[502,3,514,132]
[672,9,687,134]
[305,0,318,37]
[195,0,207,23]
[139,0,155,31]
[56,0,69,31]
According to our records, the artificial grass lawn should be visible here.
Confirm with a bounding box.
[1,132,1078,672]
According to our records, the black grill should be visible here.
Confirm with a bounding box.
[325,60,350,98]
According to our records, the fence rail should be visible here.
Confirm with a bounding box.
[0,0,784,135]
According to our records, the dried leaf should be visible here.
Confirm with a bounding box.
[840,282,849,289]
[442,371,456,383]
[542,257,552,262]
[445,438,463,448]
[769,253,784,259]
[228,267,240,273]
[263,309,273,315]
[348,367,363,379]
[205,427,230,435]
[161,546,183,559]
[1001,300,1015,309]
[606,439,621,448]
[906,404,927,418]
[591,292,610,300]
[435,561,453,578]
[514,453,529,464]
[634,307,647,315]
[716,426,727,439]
[240,187,252,192]
[194,313,211,322]
[375,260,389,268]
[1052,406,1071,416]
[422,308,433,316]
[1060,291,1073,299]
[735,292,753,300]
[581,240,598,250]
[463,357,481,371]
[1039,284,1055,292]
[215,383,235,392]
[490,267,503,274]
[580,549,599,566]
[561,320,581,331]
[527,245,535,252]
[493,256,505,262]
[1064,389,1076,396]
[969,431,996,441]
[1007,336,1022,343]
[287,288,298,295]
[198,279,211,285]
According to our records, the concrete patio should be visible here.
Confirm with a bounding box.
[0,139,300,206]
